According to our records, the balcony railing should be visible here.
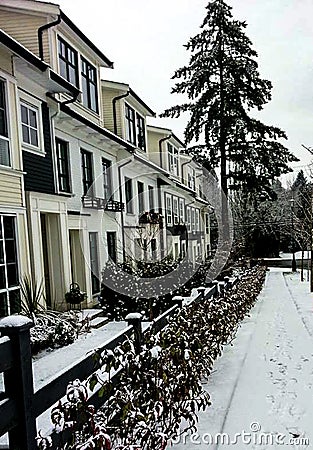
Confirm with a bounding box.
[82,196,125,212]
[139,211,163,226]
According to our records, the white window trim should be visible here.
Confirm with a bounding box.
[0,76,12,169]
[165,194,173,226]
[19,92,45,156]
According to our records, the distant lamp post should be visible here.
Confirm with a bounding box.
[290,198,297,272]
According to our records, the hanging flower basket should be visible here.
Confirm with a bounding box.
[65,283,87,305]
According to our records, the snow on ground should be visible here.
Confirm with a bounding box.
[172,268,313,449]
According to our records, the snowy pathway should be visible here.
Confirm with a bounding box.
[172,269,313,449]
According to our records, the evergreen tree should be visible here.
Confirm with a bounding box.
[161,0,298,196]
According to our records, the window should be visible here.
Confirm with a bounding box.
[58,37,78,86]
[205,214,210,234]
[191,208,195,232]
[125,177,133,213]
[81,57,98,113]
[0,216,20,317]
[165,194,172,226]
[137,181,145,214]
[186,207,191,232]
[179,198,185,224]
[89,232,100,294]
[136,113,146,151]
[168,144,179,176]
[188,168,196,190]
[0,80,10,167]
[195,209,200,232]
[56,139,71,193]
[107,232,117,263]
[125,104,136,145]
[102,158,113,200]
[81,149,94,195]
[148,185,154,212]
[173,196,179,225]
[20,102,39,148]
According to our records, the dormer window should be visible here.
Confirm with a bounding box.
[81,57,98,113]
[168,144,179,176]
[125,104,136,145]
[136,114,146,151]
[58,37,78,86]
[125,103,146,150]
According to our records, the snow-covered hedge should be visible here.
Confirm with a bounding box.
[40,265,266,449]
[31,310,80,354]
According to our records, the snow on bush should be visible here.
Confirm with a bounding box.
[42,265,266,449]
[30,310,80,354]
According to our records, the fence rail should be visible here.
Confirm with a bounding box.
[0,278,233,450]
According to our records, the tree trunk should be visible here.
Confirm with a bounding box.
[301,249,304,282]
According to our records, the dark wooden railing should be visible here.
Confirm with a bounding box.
[0,278,235,450]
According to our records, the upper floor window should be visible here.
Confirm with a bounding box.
[125,104,136,145]
[0,80,10,167]
[102,158,113,200]
[179,198,185,224]
[188,168,196,190]
[186,207,191,232]
[148,185,154,212]
[173,196,179,225]
[195,209,200,232]
[81,57,98,113]
[137,181,145,214]
[136,114,146,151]
[205,214,210,235]
[165,194,172,226]
[168,144,179,176]
[21,102,39,149]
[81,149,94,195]
[56,139,71,193]
[58,37,78,86]
[125,177,133,213]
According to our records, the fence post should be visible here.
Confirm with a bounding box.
[211,281,219,297]
[197,287,206,300]
[126,313,143,353]
[172,296,184,308]
[0,315,36,450]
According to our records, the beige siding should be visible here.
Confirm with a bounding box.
[0,48,13,74]
[102,87,123,136]
[0,172,23,206]
[147,130,163,167]
[0,10,50,64]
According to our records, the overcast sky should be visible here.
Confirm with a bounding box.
[51,0,313,182]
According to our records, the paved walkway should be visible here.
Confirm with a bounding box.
[173,269,313,449]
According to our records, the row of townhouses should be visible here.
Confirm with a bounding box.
[0,0,211,316]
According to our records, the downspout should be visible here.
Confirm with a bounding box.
[158,135,171,169]
[112,91,130,135]
[181,159,191,186]
[38,15,62,61]
[118,158,132,263]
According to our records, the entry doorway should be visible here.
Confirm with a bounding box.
[69,229,86,292]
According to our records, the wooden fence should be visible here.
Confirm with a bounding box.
[0,278,236,450]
